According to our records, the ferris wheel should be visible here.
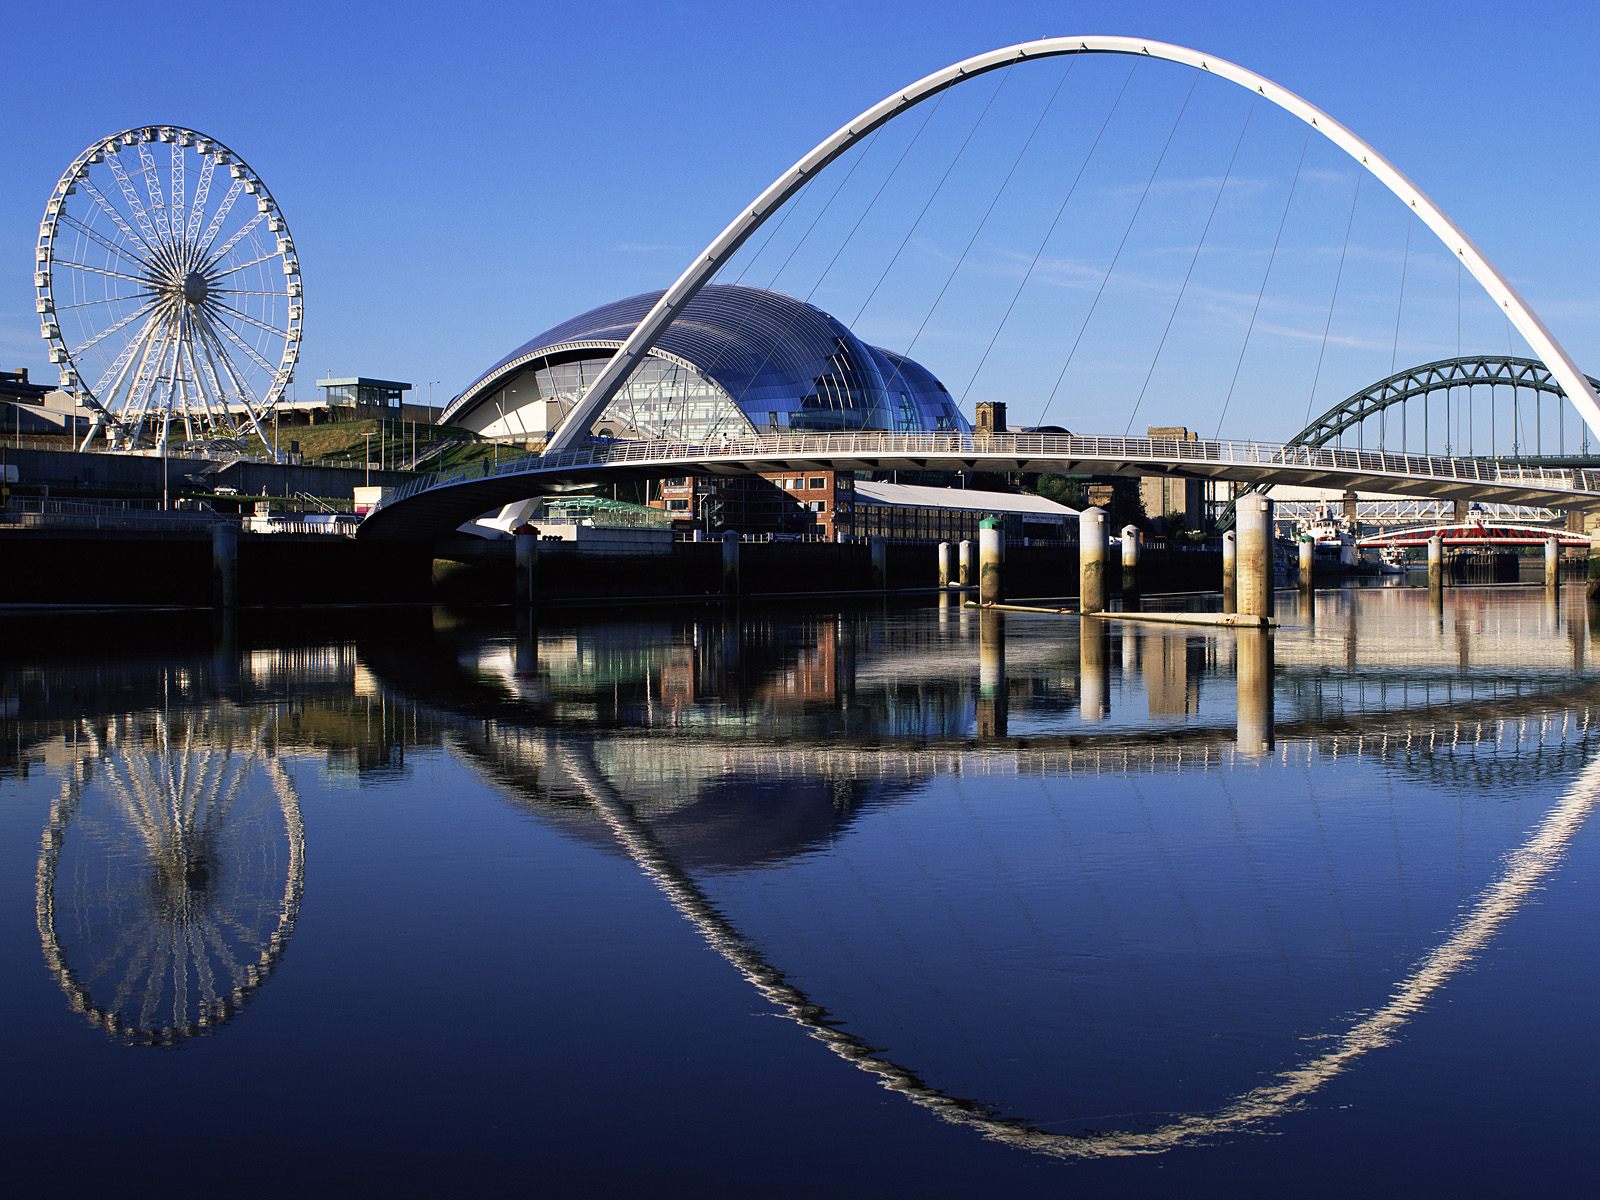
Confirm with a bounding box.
[35,126,302,452]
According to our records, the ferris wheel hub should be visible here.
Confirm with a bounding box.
[181,270,210,304]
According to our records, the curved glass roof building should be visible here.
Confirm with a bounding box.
[443,284,970,442]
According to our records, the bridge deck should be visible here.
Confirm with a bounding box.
[359,432,1600,540]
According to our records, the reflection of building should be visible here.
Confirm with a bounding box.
[444,284,969,443]
[1143,630,1202,717]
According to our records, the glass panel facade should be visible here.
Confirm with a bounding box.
[450,284,972,439]
[534,355,754,441]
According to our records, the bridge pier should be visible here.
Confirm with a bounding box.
[937,540,954,588]
[1222,530,1237,613]
[1235,493,1273,619]
[1546,535,1561,592]
[1428,535,1444,595]
[1121,524,1141,605]
[514,529,539,609]
[722,530,741,597]
[958,539,973,587]
[1080,507,1107,613]
[211,522,239,610]
[978,519,1004,605]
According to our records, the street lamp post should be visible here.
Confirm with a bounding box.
[363,431,376,487]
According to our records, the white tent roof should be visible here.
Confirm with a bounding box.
[852,480,1079,519]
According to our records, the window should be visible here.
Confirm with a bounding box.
[665,499,690,511]
[809,500,826,513]
[807,477,826,489]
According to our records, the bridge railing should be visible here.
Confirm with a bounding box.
[365,432,1600,518]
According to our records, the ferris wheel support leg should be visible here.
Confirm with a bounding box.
[238,402,279,461]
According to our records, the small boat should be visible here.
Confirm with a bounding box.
[1375,545,1407,575]
[1298,504,1362,572]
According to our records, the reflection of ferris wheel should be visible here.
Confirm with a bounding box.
[35,709,304,1046]
[35,126,302,452]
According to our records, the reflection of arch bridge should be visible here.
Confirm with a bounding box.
[449,715,1600,1161]
[365,624,1600,1156]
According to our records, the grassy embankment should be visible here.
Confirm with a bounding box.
[230,418,500,473]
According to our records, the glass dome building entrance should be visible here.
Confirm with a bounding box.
[443,285,970,442]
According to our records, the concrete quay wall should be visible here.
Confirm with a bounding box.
[1,446,410,500]
[0,530,1222,609]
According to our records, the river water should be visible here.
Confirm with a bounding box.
[2,587,1597,1194]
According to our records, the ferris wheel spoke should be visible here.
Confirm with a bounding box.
[135,143,177,253]
[90,306,168,408]
[120,320,179,432]
[211,288,287,297]
[185,151,216,249]
[55,259,155,287]
[105,154,166,257]
[204,296,289,343]
[57,212,153,270]
[169,143,185,240]
[74,297,163,356]
[202,307,280,375]
[206,246,278,285]
[201,211,268,274]
[195,317,261,408]
[196,179,245,258]
[55,292,155,311]
[186,327,233,418]
[79,178,160,263]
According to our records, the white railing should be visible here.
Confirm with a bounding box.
[366,433,1600,519]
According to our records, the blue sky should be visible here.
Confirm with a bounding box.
[3,0,1596,440]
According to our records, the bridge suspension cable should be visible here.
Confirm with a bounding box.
[543,36,1600,455]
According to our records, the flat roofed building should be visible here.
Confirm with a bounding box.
[853,479,1079,542]
[650,471,1078,542]
[314,377,413,413]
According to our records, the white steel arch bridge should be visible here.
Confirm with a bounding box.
[370,37,1600,539]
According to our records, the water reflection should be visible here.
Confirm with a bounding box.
[4,587,1599,1163]
[465,714,1600,1160]
[34,707,303,1046]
